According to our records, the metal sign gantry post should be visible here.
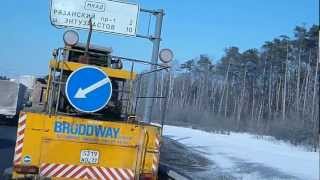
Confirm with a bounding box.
[138,9,165,123]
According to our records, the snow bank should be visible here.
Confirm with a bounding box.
[163,125,319,180]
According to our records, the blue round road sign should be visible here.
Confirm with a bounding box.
[65,66,112,113]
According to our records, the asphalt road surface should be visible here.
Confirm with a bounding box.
[160,136,234,180]
[0,122,17,177]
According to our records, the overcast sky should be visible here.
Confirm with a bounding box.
[0,0,318,77]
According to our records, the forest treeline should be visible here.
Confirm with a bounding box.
[136,25,319,150]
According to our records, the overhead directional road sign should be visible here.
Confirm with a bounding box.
[65,66,113,113]
[50,0,139,36]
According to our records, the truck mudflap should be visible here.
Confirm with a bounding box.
[39,163,134,179]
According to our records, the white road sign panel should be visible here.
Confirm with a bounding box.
[50,0,139,36]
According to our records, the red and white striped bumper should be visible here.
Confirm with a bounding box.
[40,163,134,180]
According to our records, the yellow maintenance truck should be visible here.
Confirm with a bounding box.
[12,39,166,179]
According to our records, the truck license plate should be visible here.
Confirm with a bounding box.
[80,150,99,164]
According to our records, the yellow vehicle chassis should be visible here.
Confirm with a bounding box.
[12,112,161,180]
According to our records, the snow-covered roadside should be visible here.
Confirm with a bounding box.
[163,125,319,180]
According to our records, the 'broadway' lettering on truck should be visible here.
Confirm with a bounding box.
[54,121,120,138]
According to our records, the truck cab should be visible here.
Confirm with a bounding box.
[49,43,131,120]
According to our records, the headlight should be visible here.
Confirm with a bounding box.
[159,48,174,63]
[63,30,79,46]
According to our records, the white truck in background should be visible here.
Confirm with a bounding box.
[0,80,27,122]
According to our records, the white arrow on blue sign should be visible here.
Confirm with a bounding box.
[65,66,113,113]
